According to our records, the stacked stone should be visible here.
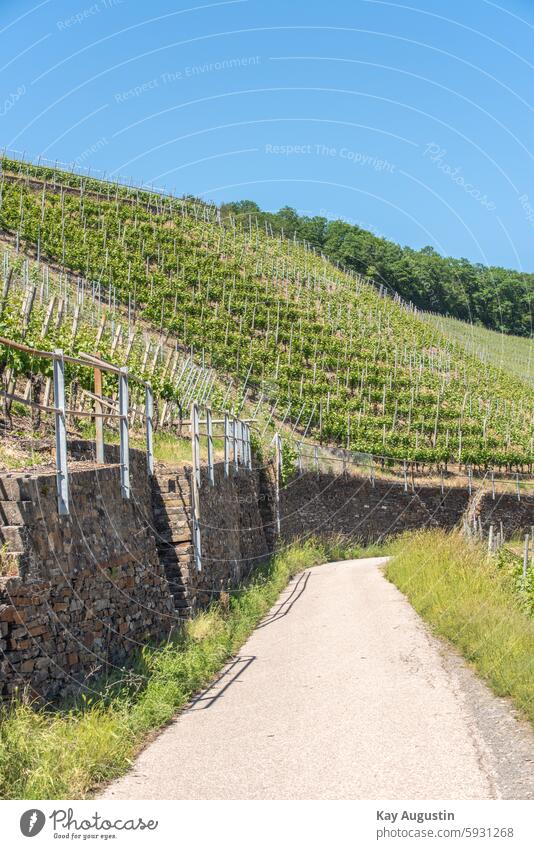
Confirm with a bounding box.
[151,466,193,616]
[0,451,176,701]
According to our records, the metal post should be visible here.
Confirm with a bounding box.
[93,361,104,464]
[206,406,214,486]
[191,400,200,488]
[314,444,319,476]
[488,524,494,554]
[244,422,249,469]
[53,349,69,515]
[145,383,154,477]
[274,432,282,535]
[516,473,521,502]
[246,423,252,470]
[190,400,202,572]
[224,411,229,478]
[118,367,130,499]
[236,419,243,467]
[232,416,238,471]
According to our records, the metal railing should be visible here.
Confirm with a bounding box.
[0,335,159,515]
[0,334,258,577]
[188,400,254,572]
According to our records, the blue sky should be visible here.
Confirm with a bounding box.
[1,0,534,270]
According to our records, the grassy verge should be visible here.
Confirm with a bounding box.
[386,529,534,725]
[0,537,379,800]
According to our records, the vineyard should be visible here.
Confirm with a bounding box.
[0,155,532,469]
[426,313,534,390]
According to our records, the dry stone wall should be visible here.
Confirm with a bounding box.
[1,445,533,703]
[279,471,534,544]
[0,448,175,700]
[152,462,275,611]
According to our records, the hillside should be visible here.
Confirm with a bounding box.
[0,155,532,469]
[222,201,534,338]
[425,314,534,389]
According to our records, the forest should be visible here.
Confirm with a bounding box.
[221,200,534,337]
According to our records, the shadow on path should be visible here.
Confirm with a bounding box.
[256,570,311,629]
[184,655,256,712]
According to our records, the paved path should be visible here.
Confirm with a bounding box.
[102,558,534,800]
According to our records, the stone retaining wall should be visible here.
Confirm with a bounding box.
[0,450,175,700]
[151,462,275,611]
[279,471,534,544]
[1,447,533,702]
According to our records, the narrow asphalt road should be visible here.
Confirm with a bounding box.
[102,557,534,800]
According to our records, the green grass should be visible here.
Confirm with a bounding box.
[79,422,227,465]
[0,537,378,800]
[386,529,534,725]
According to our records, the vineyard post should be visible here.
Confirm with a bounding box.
[224,412,229,478]
[53,349,69,516]
[516,473,520,502]
[523,534,529,581]
[206,406,214,486]
[118,367,130,499]
[487,524,494,554]
[145,383,154,477]
[93,360,104,464]
[245,423,252,471]
[238,419,244,466]
[232,416,238,471]
[491,470,495,500]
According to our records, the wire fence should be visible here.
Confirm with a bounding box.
[276,434,534,499]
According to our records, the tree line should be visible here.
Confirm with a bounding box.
[221,201,533,338]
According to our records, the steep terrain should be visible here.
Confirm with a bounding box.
[0,156,532,468]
